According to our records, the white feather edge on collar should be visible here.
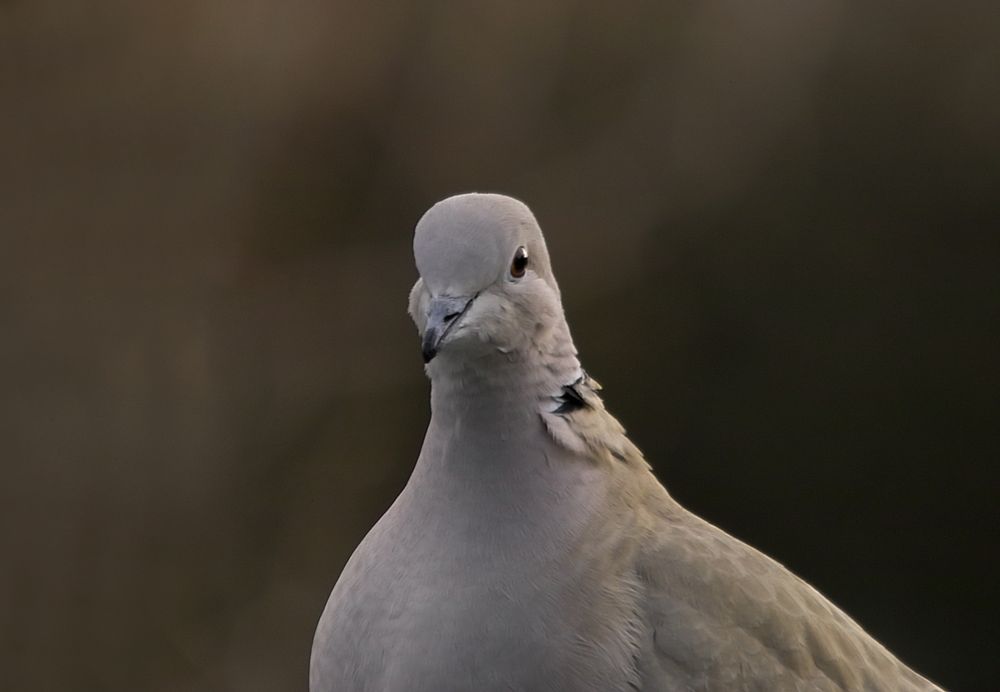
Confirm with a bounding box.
[539,370,648,469]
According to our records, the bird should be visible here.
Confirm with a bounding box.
[310,193,942,691]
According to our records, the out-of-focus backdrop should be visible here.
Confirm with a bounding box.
[2,2,998,690]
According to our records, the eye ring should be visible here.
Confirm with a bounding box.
[510,246,529,278]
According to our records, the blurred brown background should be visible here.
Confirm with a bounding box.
[2,2,998,690]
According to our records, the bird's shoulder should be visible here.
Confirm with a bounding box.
[538,372,940,690]
[633,508,942,691]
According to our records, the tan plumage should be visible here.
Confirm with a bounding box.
[542,377,941,691]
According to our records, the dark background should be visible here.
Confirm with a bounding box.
[3,2,998,691]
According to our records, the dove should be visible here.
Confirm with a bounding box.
[310,193,942,691]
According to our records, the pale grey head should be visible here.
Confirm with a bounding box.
[408,193,569,368]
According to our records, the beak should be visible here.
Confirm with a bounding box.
[421,295,475,363]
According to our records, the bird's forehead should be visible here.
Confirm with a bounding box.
[413,194,530,295]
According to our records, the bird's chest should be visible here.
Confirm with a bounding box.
[313,495,628,692]
[322,537,569,687]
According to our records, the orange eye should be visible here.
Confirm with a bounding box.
[510,246,529,278]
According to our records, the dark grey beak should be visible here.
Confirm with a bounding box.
[421,295,474,363]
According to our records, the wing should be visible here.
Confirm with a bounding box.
[633,504,943,691]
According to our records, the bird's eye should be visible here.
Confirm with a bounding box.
[510,246,529,278]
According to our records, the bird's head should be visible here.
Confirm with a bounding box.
[408,193,568,367]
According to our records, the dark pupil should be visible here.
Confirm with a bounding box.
[512,248,528,274]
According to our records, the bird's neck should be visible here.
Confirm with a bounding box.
[428,352,571,430]
[414,322,580,484]
[426,323,581,433]
[410,343,598,527]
